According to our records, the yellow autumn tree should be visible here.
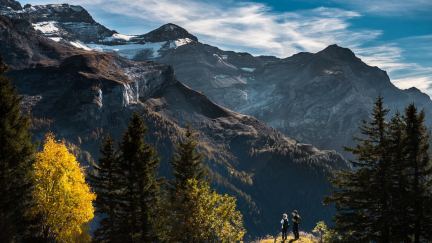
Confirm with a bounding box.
[178,179,245,242]
[30,134,95,242]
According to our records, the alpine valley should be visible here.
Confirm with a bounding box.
[1,0,430,238]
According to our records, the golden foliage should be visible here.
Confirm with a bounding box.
[30,134,96,242]
[182,179,245,242]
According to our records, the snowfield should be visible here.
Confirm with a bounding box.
[88,42,166,59]
[88,38,195,59]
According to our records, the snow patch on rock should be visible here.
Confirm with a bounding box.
[49,37,62,42]
[104,33,136,42]
[32,21,59,34]
[69,41,91,50]
[213,54,237,70]
[172,38,193,47]
[241,67,255,72]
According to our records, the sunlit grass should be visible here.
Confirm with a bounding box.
[258,232,318,243]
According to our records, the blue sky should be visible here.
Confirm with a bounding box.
[24,0,432,95]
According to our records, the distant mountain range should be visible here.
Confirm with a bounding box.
[0,1,352,237]
[5,1,430,158]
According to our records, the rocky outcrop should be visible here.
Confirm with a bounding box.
[0,15,82,69]
[0,0,21,10]
[23,4,116,43]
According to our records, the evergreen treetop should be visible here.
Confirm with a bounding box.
[0,56,36,242]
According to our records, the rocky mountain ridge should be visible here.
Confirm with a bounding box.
[8,2,430,156]
[0,9,347,237]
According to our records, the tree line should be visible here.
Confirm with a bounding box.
[0,57,245,242]
[324,96,432,242]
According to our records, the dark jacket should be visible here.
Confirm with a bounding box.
[281,218,289,230]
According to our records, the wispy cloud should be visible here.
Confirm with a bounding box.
[355,35,432,94]
[25,0,432,96]
[329,0,432,16]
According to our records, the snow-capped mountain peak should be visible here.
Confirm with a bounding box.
[134,23,198,43]
[2,3,198,58]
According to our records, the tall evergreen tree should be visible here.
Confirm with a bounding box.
[326,96,393,242]
[169,127,245,242]
[0,56,36,242]
[387,112,410,241]
[404,105,432,242]
[119,113,161,242]
[89,136,123,243]
[169,127,205,241]
[171,126,206,190]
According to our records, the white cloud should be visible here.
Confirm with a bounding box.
[391,65,432,94]
[394,76,432,92]
[329,0,432,16]
[354,35,432,94]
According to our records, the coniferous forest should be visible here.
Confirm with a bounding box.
[325,97,432,242]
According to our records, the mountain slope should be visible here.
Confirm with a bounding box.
[17,3,432,155]
[154,41,432,155]
[0,12,347,237]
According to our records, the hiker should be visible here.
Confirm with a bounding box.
[280,213,289,241]
[292,210,301,240]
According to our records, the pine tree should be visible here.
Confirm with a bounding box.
[169,127,205,241]
[89,135,123,242]
[119,113,161,242]
[326,96,392,242]
[387,112,410,241]
[0,56,36,242]
[404,105,432,242]
[171,126,206,190]
[169,127,244,242]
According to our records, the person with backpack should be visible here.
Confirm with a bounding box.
[280,213,289,241]
[291,210,301,241]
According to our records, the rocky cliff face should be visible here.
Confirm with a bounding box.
[0,15,82,69]
[24,4,115,43]
[0,0,21,10]
[0,11,347,237]
[247,45,432,155]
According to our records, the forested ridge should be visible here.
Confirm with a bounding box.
[0,57,244,242]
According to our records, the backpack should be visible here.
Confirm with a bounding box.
[293,215,301,224]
